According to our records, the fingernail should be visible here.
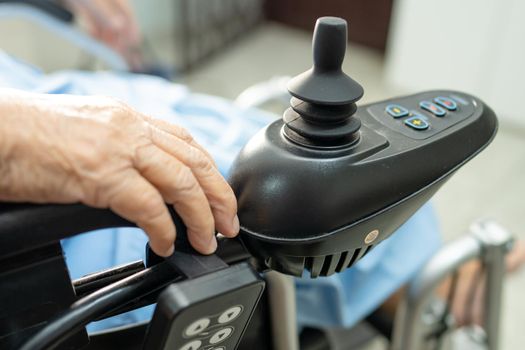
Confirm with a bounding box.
[232,215,240,234]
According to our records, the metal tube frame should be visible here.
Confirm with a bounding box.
[390,220,514,350]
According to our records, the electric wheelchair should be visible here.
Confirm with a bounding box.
[0,4,513,349]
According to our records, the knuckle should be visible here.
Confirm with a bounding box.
[75,127,124,171]
[76,138,107,171]
[175,126,194,144]
[105,99,136,125]
[134,143,156,165]
[138,191,165,221]
[174,166,200,196]
[188,147,213,172]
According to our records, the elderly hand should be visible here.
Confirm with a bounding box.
[60,0,144,70]
[0,89,240,256]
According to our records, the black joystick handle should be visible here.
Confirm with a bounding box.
[312,17,347,73]
[287,17,364,106]
[284,17,363,148]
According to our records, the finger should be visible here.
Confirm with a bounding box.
[62,1,106,43]
[100,0,143,68]
[143,116,217,168]
[148,125,239,237]
[112,0,142,45]
[134,143,217,254]
[107,170,175,257]
[82,0,125,50]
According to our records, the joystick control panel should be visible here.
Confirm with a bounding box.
[368,91,475,139]
[229,17,498,277]
[144,263,264,350]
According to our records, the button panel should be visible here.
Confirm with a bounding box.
[385,104,409,118]
[434,96,457,111]
[419,101,446,117]
[367,91,475,140]
[144,263,264,350]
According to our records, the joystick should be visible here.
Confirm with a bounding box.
[228,17,497,277]
[284,17,362,148]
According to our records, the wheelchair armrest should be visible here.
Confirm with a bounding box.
[0,203,185,259]
[0,0,74,22]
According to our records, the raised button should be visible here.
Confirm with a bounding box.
[184,317,210,337]
[404,116,429,130]
[209,327,234,345]
[179,340,202,350]
[385,104,409,118]
[218,305,243,324]
[434,96,457,111]
[419,101,446,117]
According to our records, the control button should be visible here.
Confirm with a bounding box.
[184,317,210,337]
[209,327,234,345]
[179,340,202,350]
[218,305,243,324]
[419,101,446,116]
[404,116,429,130]
[434,96,457,111]
[385,104,409,118]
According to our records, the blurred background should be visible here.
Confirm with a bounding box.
[0,0,523,349]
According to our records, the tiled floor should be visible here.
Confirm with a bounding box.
[179,22,525,350]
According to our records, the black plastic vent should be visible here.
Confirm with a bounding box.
[305,244,375,278]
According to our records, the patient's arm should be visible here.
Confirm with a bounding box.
[0,88,239,256]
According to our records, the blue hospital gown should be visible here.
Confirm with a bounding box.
[0,51,441,332]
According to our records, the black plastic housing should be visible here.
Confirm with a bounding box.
[228,91,497,277]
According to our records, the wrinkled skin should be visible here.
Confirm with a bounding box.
[0,88,240,256]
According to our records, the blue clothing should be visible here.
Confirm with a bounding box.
[0,51,442,332]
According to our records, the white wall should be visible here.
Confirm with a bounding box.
[385,0,525,127]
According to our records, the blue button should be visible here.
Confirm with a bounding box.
[404,116,429,130]
[385,104,409,118]
[419,101,446,117]
[434,96,458,111]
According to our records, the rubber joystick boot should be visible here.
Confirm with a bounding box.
[284,17,363,148]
